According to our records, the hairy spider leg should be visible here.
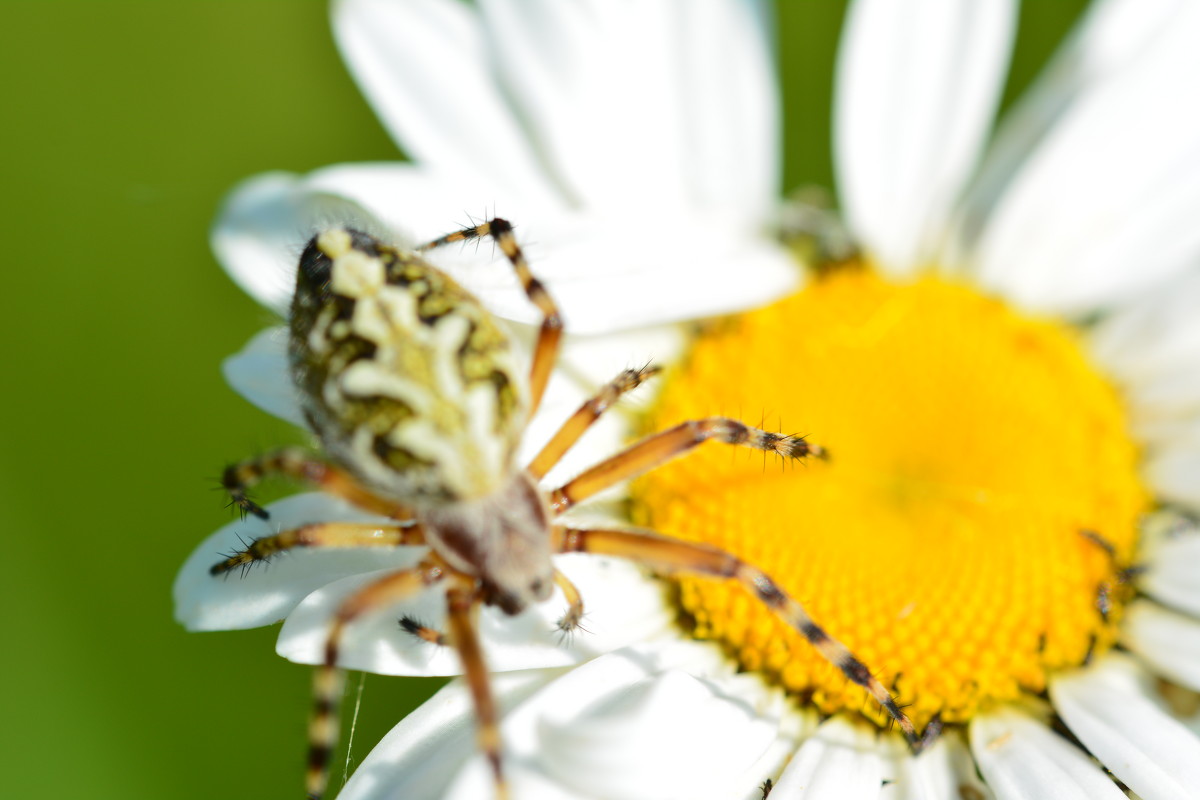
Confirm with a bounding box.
[552,568,585,634]
[554,526,921,750]
[419,218,562,417]
[549,417,824,513]
[307,558,447,800]
[398,615,448,646]
[445,584,511,800]
[210,522,425,576]
[222,448,412,520]
[527,365,663,480]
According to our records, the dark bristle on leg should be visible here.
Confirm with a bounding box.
[550,416,824,513]
[220,449,411,520]
[398,615,447,646]
[210,522,425,577]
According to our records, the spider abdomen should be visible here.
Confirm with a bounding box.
[289,228,527,504]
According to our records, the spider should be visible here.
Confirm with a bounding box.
[210,219,918,799]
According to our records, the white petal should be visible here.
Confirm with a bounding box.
[1089,272,1200,425]
[668,0,780,226]
[971,4,1200,313]
[502,211,798,333]
[242,163,799,334]
[531,670,780,798]
[1122,600,1200,692]
[275,554,675,676]
[952,0,1189,252]
[222,326,306,427]
[478,0,777,224]
[834,0,1015,273]
[446,641,802,800]
[173,493,414,631]
[211,171,383,315]
[970,705,1126,800]
[770,716,886,799]
[1051,654,1200,800]
[1138,514,1200,619]
[339,669,562,800]
[880,730,991,800]
[1144,432,1200,512]
[332,0,560,205]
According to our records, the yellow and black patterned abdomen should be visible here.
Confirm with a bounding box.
[289,228,526,504]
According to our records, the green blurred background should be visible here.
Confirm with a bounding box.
[0,2,1087,797]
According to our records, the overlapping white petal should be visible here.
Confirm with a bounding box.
[275,555,674,677]
[969,705,1126,800]
[954,0,1189,250]
[174,493,413,632]
[1051,654,1200,800]
[880,732,990,800]
[443,642,805,800]
[967,2,1200,313]
[834,0,1015,274]
[214,0,796,338]
[1136,514,1200,619]
[221,326,304,426]
[338,669,563,800]
[1122,600,1200,692]
[770,716,886,799]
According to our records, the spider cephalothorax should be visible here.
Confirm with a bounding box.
[211,219,920,800]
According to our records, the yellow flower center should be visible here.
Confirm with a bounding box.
[632,269,1148,729]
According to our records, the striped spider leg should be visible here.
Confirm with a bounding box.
[209,218,916,800]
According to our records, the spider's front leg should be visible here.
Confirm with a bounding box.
[222,447,410,519]
[420,218,562,416]
[550,417,823,513]
[553,525,922,750]
[528,364,662,480]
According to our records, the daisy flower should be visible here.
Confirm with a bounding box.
[175,0,797,793]
[280,0,1200,798]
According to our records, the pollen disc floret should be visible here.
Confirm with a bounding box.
[633,269,1149,730]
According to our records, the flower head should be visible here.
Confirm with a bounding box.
[175,0,797,788]
[323,1,1200,797]
[177,0,1200,798]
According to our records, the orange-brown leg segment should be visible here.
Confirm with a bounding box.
[210,522,425,576]
[222,448,411,520]
[554,526,920,750]
[398,615,447,646]
[527,365,662,480]
[445,585,510,800]
[307,559,447,800]
[552,569,585,634]
[419,218,562,417]
[549,418,823,513]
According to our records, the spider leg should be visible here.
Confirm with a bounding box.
[552,569,585,634]
[306,558,447,800]
[222,448,410,520]
[398,615,447,646]
[549,417,823,513]
[554,526,921,751]
[527,364,662,480]
[419,218,562,417]
[445,585,510,800]
[209,522,425,576]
